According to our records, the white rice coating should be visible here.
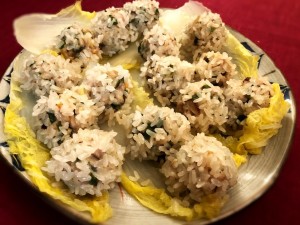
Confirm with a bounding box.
[124,0,160,33]
[21,53,82,96]
[31,86,103,148]
[82,63,131,110]
[47,87,103,130]
[127,105,192,161]
[224,77,274,129]
[32,96,73,148]
[161,133,237,205]
[92,8,134,56]
[55,24,103,64]
[178,80,228,133]
[195,51,237,87]
[141,55,195,106]
[138,24,181,60]
[43,129,125,196]
[180,12,228,62]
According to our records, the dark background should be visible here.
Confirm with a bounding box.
[1,0,299,224]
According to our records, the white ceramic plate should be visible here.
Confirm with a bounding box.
[0,27,296,225]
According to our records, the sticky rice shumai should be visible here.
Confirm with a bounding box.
[55,24,103,62]
[43,129,125,196]
[194,51,237,87]
[138,24,181,60]
[161,133,237,205]
[224,77,274,129]
[141,55,195,106]
[82,63,131,113]
[127,105,192,161]
[178,80,228,133]
[124,0,160,33]
[180,11,228,62]
[21,53,82,97]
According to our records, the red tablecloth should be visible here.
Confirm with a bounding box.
[1,0,299,224]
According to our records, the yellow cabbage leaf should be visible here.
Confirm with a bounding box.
[107,43,142,70]
[224,32,259,78]
[233,154,248,168]
[58,1,95,20]
[237,83,290,154]
[121,172,227,221]
[41,49,59,56]
[131,79,153,110]
[213,134,240,154]
[4,81,112,223]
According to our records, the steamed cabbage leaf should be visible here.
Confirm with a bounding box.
[121,172,227,221]
[237,83,290,154]
[223,32,259,78]
[131,79,154,110]
[160,1,209,37]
